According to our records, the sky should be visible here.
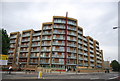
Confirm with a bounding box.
[1,0,119,62]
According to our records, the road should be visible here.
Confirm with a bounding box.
[1,71,120,80]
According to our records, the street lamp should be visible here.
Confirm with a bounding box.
[113,26,120,29]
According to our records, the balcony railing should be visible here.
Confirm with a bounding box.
[42,38,51,40]
[22,34,30,37]
[53,43,65,46]
[78,31,83,35]
[53,31,65,34]
[31,50,39,52]
[32,39,40,41]
[43,26,52,30]
[53,37,65,40]
[42,32,52,35]
[67,44,76,47]
[32,44,40,47]
[67,27,77,31]
[78,57,83,60]
[33,33,41,36]
[52,49,64,52]
[78,35,82,39]
[52,55,64,58]
[90,54,94,57]
[67,50,76,53]
[8,51,14,53]
[54,20,66,24]
[84,63,89,66]
[54,26,65,29]
[68,33,77,36]
[41,49,51,52]
[52,62,64,64]
[10,41,16,43]
[90,59,94,62]
[84,53,88,56]
[42,43,51,46]
[68,21,77,26]
[10,35,17,39]
[84,58,88,61]
[67,56,76,59]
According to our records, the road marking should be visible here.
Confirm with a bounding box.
[90,78,99,79]
[109,76,119,79]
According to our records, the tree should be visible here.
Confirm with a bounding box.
[0,29,10,55]
[110,60,120,72]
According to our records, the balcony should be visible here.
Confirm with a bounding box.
[41,49,51,52]
[53,43,65,46]
[90,59,94,62]
[52,62,64,65]
[10,45,15,48]
[67,50,76,53]
[33,33,41,36]
[78,57,83,60]
[97,61,102,63]
[20,45,29,47]
[68,33,77,36]
[78,46,83,49]
[30,56,39,58]
[84,53,88,56]
[31,50,39,52]
[78,31,83,35]
[42,43,51,46]
[90,50,94,53]
[40,56,50,58]
[8,50,14,53]
[40,62,50,64]
[29,62,38,64]
[52,49,64,52]
[32,39,40,41]
[20,50,28,52]
[67,63,76,65]
[68,21,77,26]
[89,41,93,44]
[53,37,65,40]
[84,58,88,61]
[10,35,17,39]
[84,48,88,51]
[78,41,82,44]
[67,44,76,47]
[53,31,65,34]
[54,25,65,29]
[21,39,30,42]
[67,56,76,59]
[90,45,94,48]
[83,38,87,42]
[84,63,89,66]
[78,52,83,55]
[67,27,77,31]
[32,44,40,47]
[10,41,16,43]
[78,35,83,39]
[54,20,66,24]
[42,38,51,40]
[52,55,64,58]
[42,32,52,35]
[90,54,94,57]
[19,56,28,58]
[84,43,88,47]
[43,26,52,30]
[90,64,95,67]
[22,34,30,37]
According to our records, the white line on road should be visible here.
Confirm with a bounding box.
[109,76,118,79]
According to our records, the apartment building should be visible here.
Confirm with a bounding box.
[8,16,104,69]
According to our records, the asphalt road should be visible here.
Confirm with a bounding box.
[1,71,120,80]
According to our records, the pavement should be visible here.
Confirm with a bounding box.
[1,71,120,80]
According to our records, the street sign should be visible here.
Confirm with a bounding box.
[0,54,8,65]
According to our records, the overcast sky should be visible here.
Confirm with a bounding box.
[1,0,119,62]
